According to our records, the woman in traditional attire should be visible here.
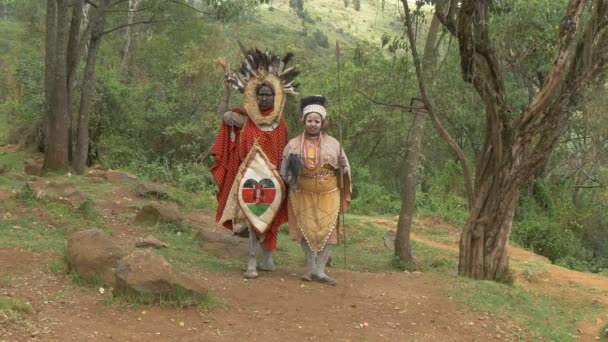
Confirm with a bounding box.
[280,95,352,285]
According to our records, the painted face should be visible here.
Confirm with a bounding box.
[304,112,323,137]
[257,85,274,112]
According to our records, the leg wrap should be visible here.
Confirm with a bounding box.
[301,241,316,281]
[243,226,259,279]
[314,245,336,286]
[259,243,276,271]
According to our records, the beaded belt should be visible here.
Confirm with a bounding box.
[300,172,336,178]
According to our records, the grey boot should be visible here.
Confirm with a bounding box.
[314,245,336,286]
[300,241,316,281]
[258,243,276,271]
[243,226,259,279]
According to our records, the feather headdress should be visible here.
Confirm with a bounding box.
[227,41,300,94]
[227,41,299,126]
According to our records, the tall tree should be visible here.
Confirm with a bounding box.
[394,12,442,266]
[403,0,608,280]
[43,0,70,171]
[66,0,85,163]
[42,0,255,174]
[73,0,110,174]
[119,0,139,71]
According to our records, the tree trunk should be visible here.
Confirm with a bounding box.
[43,0,70,172]
[73,0,109,174]
[43,0,57,152]
[430,0,608,281]
[394,12,441,264]
[458,169,520,280]
[120,0,138,71]
[66,0,84,163]
[395,109,424,264]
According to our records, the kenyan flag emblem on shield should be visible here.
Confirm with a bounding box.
[236,142,285,234]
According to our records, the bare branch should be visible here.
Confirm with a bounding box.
[167,0,208,15]
[574,184,603,189]
[355,90,415,111]
[402,0,474,209]
[515,0,587,132]
[435,0,457,35]
[101,15,211,36]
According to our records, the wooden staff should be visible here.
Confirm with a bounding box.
[335,41,347,285]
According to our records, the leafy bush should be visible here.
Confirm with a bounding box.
[349,166,400,216]
[313,30,329,48]
[416,160,469,226]
[512,187,598,272]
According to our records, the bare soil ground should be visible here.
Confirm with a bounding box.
[0,247,531,342]
[0,147,606,341]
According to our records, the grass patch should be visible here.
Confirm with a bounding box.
[46,202,105,230]
[152,229,242,273]
[511,261,548,283]
[0,296,32,322]
[0,150,24,174]
[15,183,36,204]
[413,224,459,244]
[0,215,66,253]
[168,189,217,211]
[68,175,117,199]
[410,239,458,273]
[601,323,608,342]
[159,222,191,235]
[276,215,460,274]
[449,277,604,341]
[47,257,69,275]
[109,286,222,311]
[70,272,106,289]
[0,274,16,288]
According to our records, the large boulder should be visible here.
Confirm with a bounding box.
[67,229,129,286]
[134,183,170,199]
[383,231,396,251]
[23,159,43,176]
[114,250,208,297]
[134,204,182,226]
[194,227,250,259]
[26,179,87,208]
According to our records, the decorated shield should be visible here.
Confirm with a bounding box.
[236,141,285,234]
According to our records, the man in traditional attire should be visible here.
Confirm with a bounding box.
[280,95,352,285]
[211,43,299,279]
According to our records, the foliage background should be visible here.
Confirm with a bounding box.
[0,0,606,272]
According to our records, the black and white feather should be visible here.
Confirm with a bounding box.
[284,153,304,189]
[227,40,300,94]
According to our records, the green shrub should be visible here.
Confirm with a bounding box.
[512,187,596,271]
[416,161,469,226]
[349,166,400,215]
[312,30,329,48]
[15,184,35,203]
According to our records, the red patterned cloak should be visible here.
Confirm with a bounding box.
[211,108,288,252]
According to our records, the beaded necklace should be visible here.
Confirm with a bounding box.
[300,133,323,170]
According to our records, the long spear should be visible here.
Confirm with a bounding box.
[335,40,347,286]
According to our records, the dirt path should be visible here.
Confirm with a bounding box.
[1,248,527,341]
[0,147,606,341]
